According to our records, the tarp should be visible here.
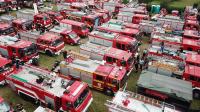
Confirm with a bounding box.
[137,70,193,102]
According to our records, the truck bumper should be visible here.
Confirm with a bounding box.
[82,98,93,112]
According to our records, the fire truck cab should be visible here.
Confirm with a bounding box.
[0,56,14,85]
[184,20,199,31]
[132,14,149,24]
[6,64,93,112]
[60,19,89,37]
[0,96,14,111]
[186,54,200,66]
[89,30,138,53]
[184,65,200,98]
[63,11,100,31]
[45,11,64,25]
[49,26,80,45]
[0,22,15,36]
[19,31,65,56]
[183,30,200,40]
[80,42,134,72]
[59,52,128,95]
[12,18,33,31]
[0,35,38,62]
[17,9,53,32]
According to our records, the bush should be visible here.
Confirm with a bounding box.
[122,0,129,4]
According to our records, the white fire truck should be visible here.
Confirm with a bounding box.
[5,64,93,112]
[88,30,138,53]
[80,42,134,72]
[105,90,180,112]
[19,31,65,56]
[58,52,128,95]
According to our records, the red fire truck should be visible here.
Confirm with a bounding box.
[183,65,200,98]
[60,11,100,31]
[60,19,89,37]
[58,52,128,95]
[45,11,64,25]
[98,23,140,37]
[80,42,134,72]
[183,30,200,40]
[184,20,199,31]
[17,9,53,31]
[182,38,200,52]
[0,22,16,36]
[88,30,138,53]
[49,26,80,45]
[186,54,200,66]
[0,56,14,85]
[5,64,93,112]
[12,18,33,32]
[0,96,14,111]
[19,31,65,56]
[0,35,38,62]
[103,2,125,15]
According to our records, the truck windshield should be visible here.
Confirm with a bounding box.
[69,33,77,39]
[52,39,62,47]
[0,27,15,35]
[74,87,89,108]
[19,43,37,56]
[0,63,12,74]
[22,21,33,30]
[0,101,11,112]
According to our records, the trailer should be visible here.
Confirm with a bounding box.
[137,71,193,111]
[19,31,65,56]
[105,90,180,112]
[0,35,39,62]
[0,56,14,85]
[88,30,138,53]
[5,64,93,112]
[59,53,128,95]
[80,42,134,71]
[49,26,80,45]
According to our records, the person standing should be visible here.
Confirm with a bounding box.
[62,50,68,59]
[160,41,165,53]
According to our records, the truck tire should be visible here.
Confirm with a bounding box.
[193,90,200,99]
[46,50,53,57]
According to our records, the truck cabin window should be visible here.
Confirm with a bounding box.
[51,39,62,47]
[69,33,77,39]
[81,25,87,30]
[96,75,104,81]
[1,27,15,35]
[106,57,113,63]
[74,87,89,108]
[190,76,200,82]
[19,44,37,56]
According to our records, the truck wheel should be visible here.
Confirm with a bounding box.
[105,89,114,96]
[193,90,200,99]
[46,50,53,57]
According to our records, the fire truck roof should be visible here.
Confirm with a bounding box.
[68,59,99,73]
[185,65,200,78]
[61,19,85,27]
[50,26,70,34]
[182,38,199,46]
[0,56,11,67]
[46,11,57,14]
[95,65,126,80]
[106,47,132,61]
[116,35,137,43]
[12,18,30,24]
[183,30,200,39]
[10,65,83,98]
[109,90,179,112]
[137,70,193,102]
[0,35,32,48]
[186,54,200,65]
[0,23,11,30]
[90,30,118,40]
[39,33,60,42]
[36,13,49,18]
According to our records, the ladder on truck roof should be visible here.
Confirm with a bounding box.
[105,91,176,112]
